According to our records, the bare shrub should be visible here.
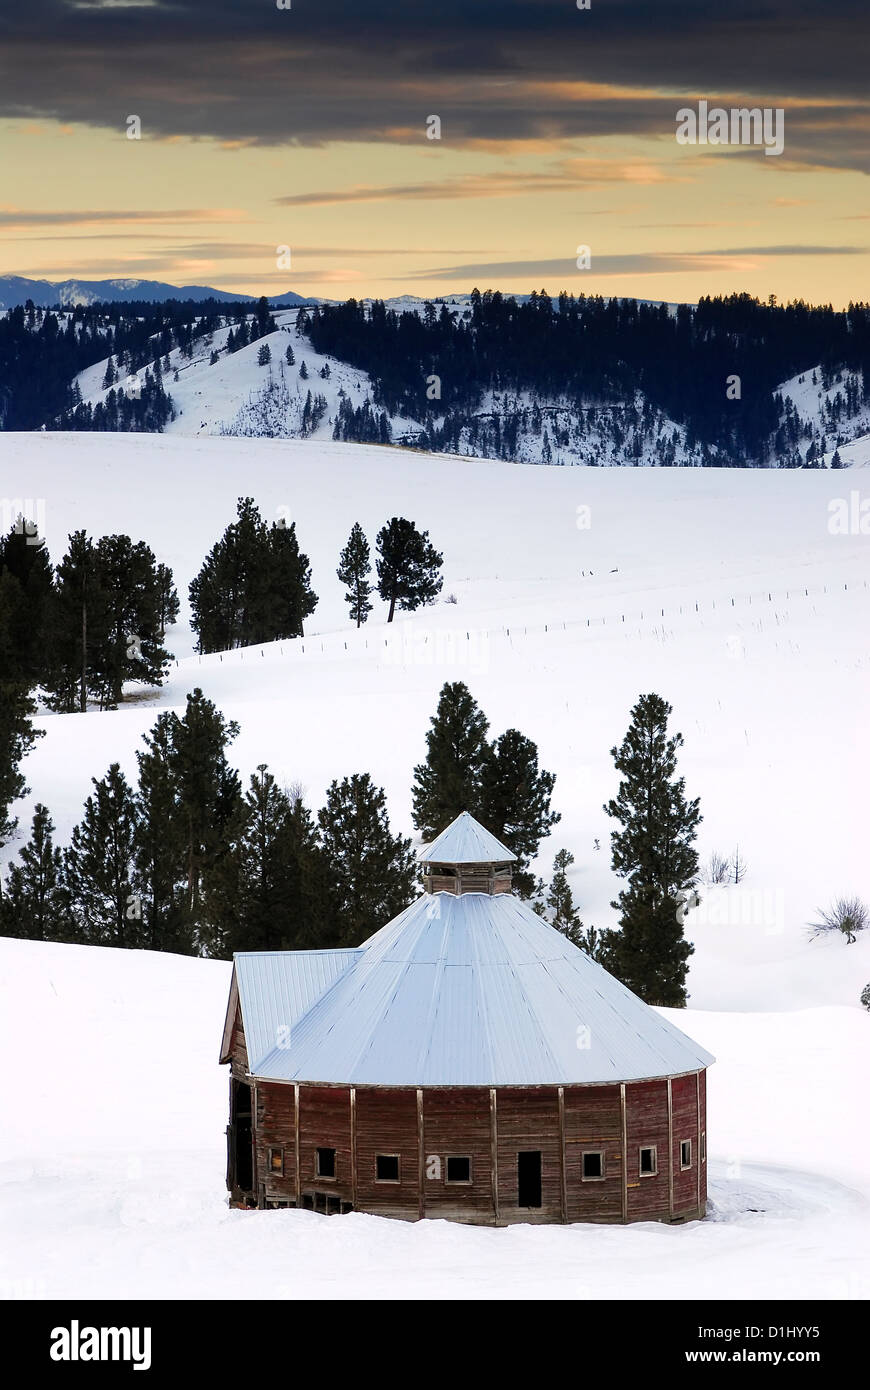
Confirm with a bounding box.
[701,851,730,885]
[809,896,869,945]
[730,846,748,883]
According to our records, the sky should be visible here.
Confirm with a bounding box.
[0,0,867,307]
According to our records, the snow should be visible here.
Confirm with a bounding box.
[1,937,867,1300]
[1,431,869,1298]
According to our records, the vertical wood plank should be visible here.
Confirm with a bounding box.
[417,1087,425,1220]
[294,1082,300,1205]
[667,1077,674,1219]
[620,1082,628,1224]
[558,1086,567,1223]
[350,1086,357,1210]
[490,1088,499,1225]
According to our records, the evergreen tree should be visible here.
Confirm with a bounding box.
[547,848,584,945]
[602,693,701,1005]
[166,689,241,948]
[43,531,105,713]
[0,803,66,940]
[89,534,171,707]
[134,713,190,954]
[411,681,490,840]
[479,729,560,897]
[285,344,295,366]
[155,562,180,638]
[189,497,317,653]
[375,516,443,622]
[219,767,327,954]
[257,343,271,366]
[336,523,373,627]
[0,518,54,686]
[299,360,308,379]
[317,773,416,947]
[64,764,141,946]
[0,681,43,848]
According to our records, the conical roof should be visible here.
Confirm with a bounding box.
[248,891,714,1088]
[421,811,516,864]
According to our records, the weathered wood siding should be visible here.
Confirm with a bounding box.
[229,1004,248,1081]
[625,1078,670,1220]
[254,1079,296,1204]
[564,1083,623,1222]
[495,1087,562,1223]
[298,1084,353,1204]
[228,1060,709,1223]
[671,1073,699,1216]
[421,1087,493,1221]
[354,1087,420,1219]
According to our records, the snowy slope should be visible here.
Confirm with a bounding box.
[0,936,867,1300]
[3,432,869,1013]
[2,431,869,1299]
[776,365,870,466]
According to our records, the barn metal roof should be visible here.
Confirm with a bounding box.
[421,811,517,864]
[241,893,714,1087]
[230,948,360,1071]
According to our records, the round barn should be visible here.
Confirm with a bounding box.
[220,812,713,1224]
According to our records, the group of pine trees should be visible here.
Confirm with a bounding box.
[0,688,416,955]
[0,519,178,855]
[189,497,317,653]
[337,518,443,625]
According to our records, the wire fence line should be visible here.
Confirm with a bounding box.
[172,573,869,671]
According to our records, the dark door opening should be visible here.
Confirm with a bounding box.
[517,1151,542,1208]
[229,1079,254,1192]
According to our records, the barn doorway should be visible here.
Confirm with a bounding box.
[229,1080,254,1193]
[517,1151,542,1208]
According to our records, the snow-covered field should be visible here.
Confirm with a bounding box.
[1,431,869,1298]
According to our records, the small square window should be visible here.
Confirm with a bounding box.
[268,1147,283,1176]
[316,1147,336,1179]
[582,1150,605,1181]
[639,1145,657,1176]
[446,1155,472,1184]
[376,1154,400,1183]
[680,1139,692,1170]
[700,1132,706,1162]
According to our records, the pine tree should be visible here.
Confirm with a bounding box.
[0,518,54,686]
[89,535,171,708]
[189,497,317,653]
[603,693,701,1005]
[134,713,190,954]
[219,767,327,954]
[64,764,141,946]
[337,523,373,627]
[318,773,416,946]
[547,849,584,945]
[0,803,67,940]
[166,689,242,948]
[479,729,559,897]
[0,682,43,848]
[285,344,295,366]
[257,343,271,366]
[155,562,179,639]
[411,681,489,840]
[299,360,308,379]
[43,531,105,713]
[375,516,443,622]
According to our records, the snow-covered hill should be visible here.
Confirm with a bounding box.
[2,431,869,1298]
[4,432,869,993]
[0,934,867,1299]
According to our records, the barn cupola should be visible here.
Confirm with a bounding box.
[420,811,517,896]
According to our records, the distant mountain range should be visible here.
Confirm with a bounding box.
[0,275,315,310]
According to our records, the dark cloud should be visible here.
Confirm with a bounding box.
[0,2,866,172]
[410,245,868,281]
